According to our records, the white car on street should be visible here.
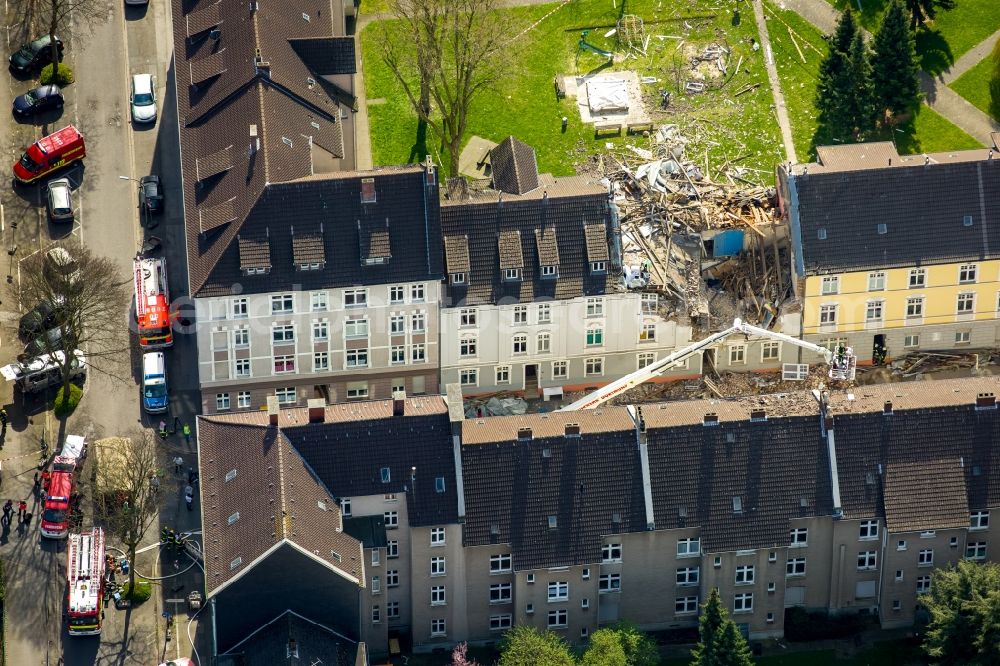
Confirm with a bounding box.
[130,73,156,124]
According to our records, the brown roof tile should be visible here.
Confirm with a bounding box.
[292,233,325,265]
[198,197,238,233]
[884,458,969,532]
[584,223,609,261]
[444,235,470,273]
[195,145,234,183]
[362,229,391,262]
[238,236,271,270]
[534,227,560,266]
[184,1,221,37]
[462,407,634,445]
[490,136,539,195]
[498,229,523,269]
[189,49,228,86]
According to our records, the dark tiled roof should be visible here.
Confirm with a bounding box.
[884,458,969,532]
[490,136,539,195]
[462,412,647,570]
[343,516,388,549]
[361,227,391,263]
[197,166,443,296]
[498,230,524,269]
[534,227,560,266]
[289,37,357,75]
[440,176,614,306]
[444,235,470,273]
[292,232,325,265]
[645,413,833,552]
[221,610,359,666]
[584,223,609,261]
[238,236,272,271]
[198,418,363,596]
[789,156,1000,274]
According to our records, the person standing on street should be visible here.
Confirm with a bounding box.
[182,423,191,444]
[23,512,32,529]
[184,484,194,511]
[174,456,184,474]
[17,500,27,521]
[2,500,11,523]
[0,408,8,437]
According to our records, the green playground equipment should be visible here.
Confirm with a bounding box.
[578,31,613,59]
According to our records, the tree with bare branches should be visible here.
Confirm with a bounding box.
[379,0,507,176]
[12,0,107,77]
[13,243,131,411]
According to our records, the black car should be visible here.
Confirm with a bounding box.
[23,326,64,360]
[12,84,63,117]
[18,299,62,340]
[9,35,63,75]
[139,175,163,215]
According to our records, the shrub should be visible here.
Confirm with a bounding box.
[39,63,74,86]
[53,383,82,417]
[123,580,152,603]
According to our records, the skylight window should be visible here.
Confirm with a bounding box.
[435,477,446,493]
[225,469,237,482]
[817,228,827,240]
[380,467,391,484]
[964,215,974,227]
[877,223,887,235]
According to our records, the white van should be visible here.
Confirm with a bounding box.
[0,349,87,393]
[60,434,87,462]
[141,352,168,413]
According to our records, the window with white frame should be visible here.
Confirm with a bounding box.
[275,387,296,404]
[273,355,295,374]
[971,511,990,530]
[819,304,838,327]
[411,344,426,362]
[513,306,528,324]
[541,264,557,278]
[959,264,978,284]
[786,557,806,576]
[586,327,603,346]
[966,542,987,560]
[313,352,329,372]
[957,292,975,314]
[547,610,567,628]
[233,327,249,348]
[460,308,477,327]
[956,330,971,344]
[344,289,367,308]
[676,567,699,586]
[389,315,405,335]
[233,297,248,318]
[384,511,398,528]
[790,528,808,546]
[586,297,604,317]
[761,341,780,361]
[868,271,886,291]
[906,296,924,319]
[310,292,328,312]
[641,293,659,314]
[591,261,606,273]
[411,284,425,302]
[235,358,251,378]
[734,592,753,613]
[430,527,446,546]
[431,557,446,576]
[411,311,426,332]
[548,581,569,602]
[735,565,754,585]
[537,332,551,354]
[552,361,568,378]
[272,324,294,343]
[495,366,510,384]
[345,319,369,338]
[386,570,399,587]
[504,268,520,281]
[490,582,512,603]
[387,541,398,558]
[371,575,381,594]
[585,357,603,376]
[309,321,327,341]
[639,322,656,341]
[391,346,406,364]
[821,276,839,295]
[512,335,528,354]
[859,520,879,540]
[638,352,656,369]
[371,605,380,623]
[387,601,400,619]
[857,551,877,570]
[538,303,551,323]
[601,543,622,563]
[916,576,931,594]
[918,549,934,567]
[237,391,251,409]
[909,268,926,288]
[389,286,405,303]
[904,334,920,348]
[340,498,352,517]
[216,394,230,411]
[729,345,746,364]
[490,554,512,573]
[460,369,478,386]
[346,349,369,368]
[895,570,904,581]
[431,585,446,606]
[677,538,700,557]
[866,300,884,323]
[271,294,294,314]
[431,618,446,636]
[460,336,477,357]
[490,614,512,630]
[371,549,380,567]
[676,596,698,614]
[599,574,621,593]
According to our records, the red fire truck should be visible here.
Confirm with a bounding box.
[13,125,86,184]
[66,528,105,636]
[41,461,75,539]
[133,257,173,349]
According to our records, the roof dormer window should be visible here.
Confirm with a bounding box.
[541,265,557,278]
[361,177,376,203]
[451,272,466,285]
[590,261,606,274]
[504,268,521,282]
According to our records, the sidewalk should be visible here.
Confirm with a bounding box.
[752,0,797,163]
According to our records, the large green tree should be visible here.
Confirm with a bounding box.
[923,560,1000,666]
[872,0,921,121]
[905,0,957,29]
[691,588,754,666]
[581,623,659,666]
[713,621,754,666]
[816,10,860,141]
[499,626,575,666]
[845,32,878,137]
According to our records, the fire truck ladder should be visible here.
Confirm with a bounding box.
[69,528,104,588]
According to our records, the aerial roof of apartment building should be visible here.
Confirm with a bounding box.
[779,142,1000,275]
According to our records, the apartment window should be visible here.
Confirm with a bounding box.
[895,570,904,581]
[761,341,780,361]
[460,369,478,386]
[390,315,405,335]
[904,334,920,348]
[431,618,446,637]
[734,593,753,613]
[271,294,294,314]
[971,511,990,530]
[591,261,606,273]
[537,303,552,323]
[819,304,837,327]
[582,568,590,580]
[909,268,926,288]
[411,344,426,362]
[501,268,520,282]
[371,550,380,567]
[950,537,959,548]
[960,263,978,283]
[307,321,327,342]
[490,583,512,603]
[638,352,656,369]
[490,614,512,630]
[431,556,446,576]
[387,541,398,559]
[898,540,907,551]
[273,356,295,374]
[371,606,380,624]
[527,574,535,584]
[389,286,404,303]
[411,311,426,333]
[233,297,248,318]
[957,292,975,314]
[387,601,400,619]
[460,336,478,357]
[548,610,568,628]
[790,528,808,546]
[677,538,700,558]
[541,265,557,278]
[451,272,466,285]
[345,319,369,338]
[275,387,296,404]
[237,391,251,409]
[216,394,230,411]
[384,569,399,589]
[513,306,528,324]
[460,308,477,327]
[537,332,551,354]
[382,511,399,529]
[866,300,884,323]
[916,576,931,594]
[956,330,971,344]
[585,357,603,376]
[676,567,699,586]
[411,284,425,302]
[735,565,755,585]
[512,335,528,354]
[552,361,568,379]
[548,582,569,602]
[601,543,622,563]
[340,498,352,517]
[598,574,621,593]
[857,551,877,570]
[786,557,806,576]
[586,327,603,346]
[431,585,446,606]
[892,600,901,611]
[371,576,381,595]
[821,276,839,295]
[490,554,512,573]
[918,549,934,567]
[966,542,987,560]
[495,366,510,384]
[906,297,924,319]
[586,297,604,317]
[313,352,329,372]
[345,349,368,368]
[768,552,777,563]
[859,520,879,540]
[639,322,656,341]
[868,271,885,291]
[729,345,746,364]
[228,327,248,348]
[344,289,367,308]
[430,527,446,546]
[391,346,406,364]
[675,596,698,615]
[641,293,659,314]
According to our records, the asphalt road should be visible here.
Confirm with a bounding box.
[0,0,206,664]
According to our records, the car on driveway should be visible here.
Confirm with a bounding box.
[139,175,163,214]
[130,73,156,124]
[23,326,65,360]
[18,299,63,340]
[12,84,64,117]
[9,35,63,75]
[47,178,74,222]
[44,247,81,287]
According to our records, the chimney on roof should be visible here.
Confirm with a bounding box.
[924,154,930,165]
[989,150,994,161]
[750,408,766,422]
[883,400,893,415]
[392,390,406,416]
[517,427,532,441]
[249,124,259,156]
[703,412,719,426]
[975,392,997,409]
[307,398,325,424]
[888,158,891,166]
[564,423,581,438]
[267,396,279,426]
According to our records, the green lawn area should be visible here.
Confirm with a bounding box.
[825,0,1000,73]
[362,0,784,180]
[950,54,999,120]
[662,638,927,666]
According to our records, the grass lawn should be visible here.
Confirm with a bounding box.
[825,0,1000,74]
[950,54,999,120]
[662,638,927,666]
[362,0,785,180]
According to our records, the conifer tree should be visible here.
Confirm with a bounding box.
[713,621,754,666]
[872,0,921,120]
[691,589,725,666]
[845,32,878,138]
[816,10,859,140]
